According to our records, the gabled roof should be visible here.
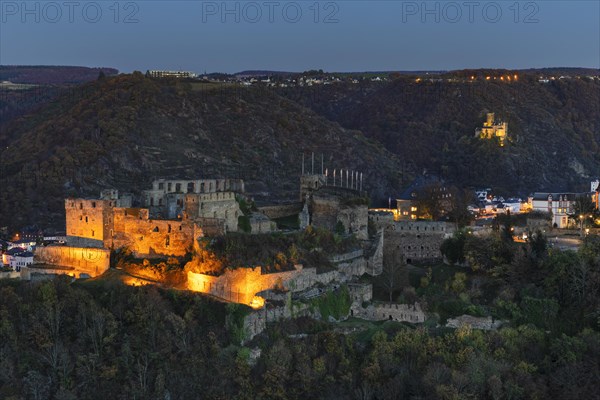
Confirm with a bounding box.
[5,247,26,255]
[13,239,36,244]
[397,175,445,201]
[531,192,583,201]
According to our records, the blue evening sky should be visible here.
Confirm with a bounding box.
[0,0,598,73]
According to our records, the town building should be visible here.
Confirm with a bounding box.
[146,70,197,79]
[10,251,33,271]
[3,247,24,266]
[18,225,43,242]
[530,192,582,228]
[396,176,452,220]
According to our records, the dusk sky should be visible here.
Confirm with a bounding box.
[1,1,599,73]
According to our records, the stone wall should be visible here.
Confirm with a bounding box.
[384,221,455,263]
[34,246,110,277]
[65,198,204,256]
[146,178,244,196]
[188,266,303,306]
[242,302,316,342]
[249,213,276,234]
[368,211,395,231]
[241,283,372,342]
[445,315,505,330]
[65,199,113,243]
[185,192,241,232]
[0,271,21,280]
[187,263,358,307]
[330,249,363,263]
[111,208,200,257]
[353,302,425,323]
[300,174,327,201]
[258,203,303,219]
[65,236,104,249]
[100,189,132,207]
[310,196,338,230]
[366,230,384,275]
[311,194,368,240]
[336,257,367,277]
[348,282,372,304]
[194,218,226,237]
[338,204,368,241]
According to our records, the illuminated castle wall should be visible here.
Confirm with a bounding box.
[65,199,114,247]
[111,208,200,256]
[35,246,110,277]
[476,112,508,146]
[65,198,202,257]
[187,263,357,308]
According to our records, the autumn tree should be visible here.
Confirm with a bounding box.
[377,245,407,302]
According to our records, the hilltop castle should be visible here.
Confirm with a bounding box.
[65,178,246,257]
[476,112,508,146]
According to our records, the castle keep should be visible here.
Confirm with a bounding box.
[476,112,508,146]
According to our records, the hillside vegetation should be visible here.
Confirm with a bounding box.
[0,73,402,230]
[281,74,600,194]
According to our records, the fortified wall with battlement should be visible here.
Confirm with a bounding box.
[187,250,371,308]
[34,246,110,277]
[368,213,456,264]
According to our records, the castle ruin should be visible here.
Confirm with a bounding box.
[476,112,508,146]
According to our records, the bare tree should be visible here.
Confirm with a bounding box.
[378,246,407,302]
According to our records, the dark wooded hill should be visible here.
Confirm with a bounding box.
[280,73,600,195]
[0,73,402,230]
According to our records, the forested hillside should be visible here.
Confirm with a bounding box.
[281,74,600,194]
[0,73,402,230]
[0,233,599,399]
[0,66,118,85]
[2,69,600,231]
